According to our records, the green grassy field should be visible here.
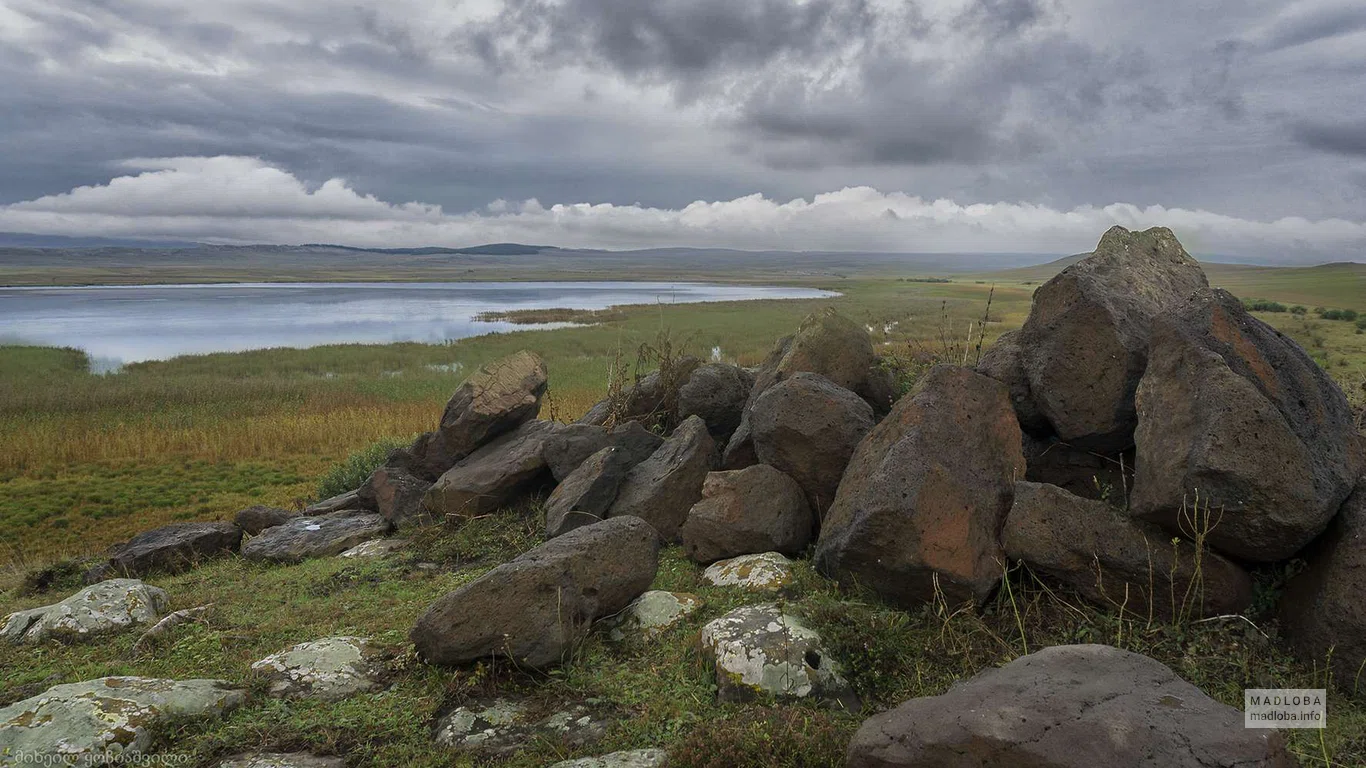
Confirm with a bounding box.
[1,268,1364,766]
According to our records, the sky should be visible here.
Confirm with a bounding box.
[0,0,1364,260]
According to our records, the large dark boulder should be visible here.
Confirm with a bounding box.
[1017,226,1209,452]
[974,330,1049,434]
[1132,288,1364,561]
[425,420,563,522]
[241,511,390,564]
[541,421,662,483]
[607,416,717,540]
[1280,480,1366,695]
[358,466,434,529]
[750,372,874,516]
[437,350,548,463]
[679,465,814,564]
[234,506,294,536]
[411,517,660,669]
[1004,482,1252,619]
[845,644,1292,768]
[815,366,1025,608]
[578,357,702,428]
[544,447,634,538]
[100,522,242,579]
[723,308,892,469]
[676,362,755,443]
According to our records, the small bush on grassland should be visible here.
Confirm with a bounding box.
[1243,298,1287,313]
[315,436,410,500]
[669,708,850,768]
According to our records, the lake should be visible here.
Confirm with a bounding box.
[0,281,837,370]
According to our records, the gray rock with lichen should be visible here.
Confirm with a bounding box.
[250,636,383,701]
[215,754,345,768]
[548,749,670,768]
[3,579,167,645]
[602,591,700,641]
[700,603,857,709]
[701,552,795,591]
[0,677,244,760]
[433,698,611,756]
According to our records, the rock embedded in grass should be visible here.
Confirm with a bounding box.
[749,372,874,516]
[338,537,409,558]
[92,520,242,580]
[241,510,390,564]
[679,465,813,563]
[1132,287,1365,561]
[702,552,796,591]
[844,644,1293,767]
[358,465,433,529]
[602,590,701,641]
[250,636,384,701]
[700,603,857,709]
[606,415,717,541]
[412,516,660,669]
[3,578,167,645]
[547,749,670,768]
[433,697,612,756]
[1003,481,1252,619]
[815,365,1026,609]
[214,754,344,768]
[0,677,245,761]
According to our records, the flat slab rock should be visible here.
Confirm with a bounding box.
[433,698,611,756]
[701,603,857,708]
[3,578,167,645]
[702,552,795,591]
[0,677,245,760]
[845,644,1293,768]
[241,511,389,564]
[602,590,701,641]
[100,521,242,579]
[250,636,383,701]
[548,749,670,768]
[215,754,345,768]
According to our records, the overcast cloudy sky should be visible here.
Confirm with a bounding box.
[1,0,1364,259]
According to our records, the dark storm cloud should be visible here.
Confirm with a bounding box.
[468,0,878,79]
[1293,121,1366,158]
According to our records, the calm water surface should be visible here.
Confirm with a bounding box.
[0,281,836,369]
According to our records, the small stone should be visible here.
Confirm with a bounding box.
[433,698,610,756]
[241,511,390,564]
[3,579,167,645]
[548,749,670,768]
[250,636,383,701]
[700,603,856,708]
[702,552,795,591]
[602,590,701,641]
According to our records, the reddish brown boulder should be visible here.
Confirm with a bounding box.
[359,466,434,529]
[1004,481,1252,619]
[437,351,548,462]
[974,329,1049,435]
[1132,288,1364,561]
[679,465,814,564]
[425,420,562,522]
[815,366,1026,608]
[1018,226,1209,452]
[544,447,634,538]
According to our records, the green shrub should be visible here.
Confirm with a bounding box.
[1242,298,1287,313]
[1291,305,1307,315]
[1323,309,1345,321]
[1343,309,1359,321]
[315,437,409,500]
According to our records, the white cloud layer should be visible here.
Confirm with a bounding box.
[3,156,1364,261]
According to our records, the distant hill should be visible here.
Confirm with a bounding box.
[303,242,560,256]
[0,232,203,249]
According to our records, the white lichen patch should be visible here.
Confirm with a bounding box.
[2,579,168,645]
[700,604,854,706]
[0,677,244,760]
[339,538,409,558]
[702,552,795,591]
[603,591,701,641]
[433,699,610,755]
[250,636,382,701]
[215,753,344,768]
